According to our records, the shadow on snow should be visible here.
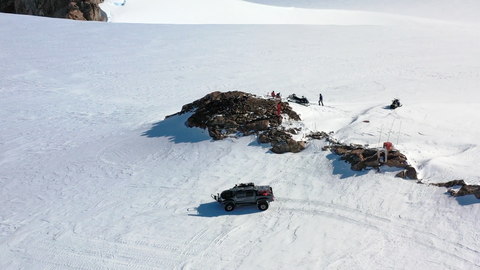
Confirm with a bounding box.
[142,113,275,153]
[142,113,212,143]
[443,192,480,206]
[326,152,369,179]
[188,202,262,217]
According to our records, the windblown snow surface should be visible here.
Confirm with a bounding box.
[1,0,480,269]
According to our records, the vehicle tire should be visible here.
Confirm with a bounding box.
[224,202,235,212]
[257,200,269,211]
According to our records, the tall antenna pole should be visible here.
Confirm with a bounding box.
[387,119,396,141]
[396,120,402,145]
[378,124,383,147]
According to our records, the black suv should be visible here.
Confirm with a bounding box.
[211,183,275,212]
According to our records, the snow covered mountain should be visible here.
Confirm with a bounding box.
[1,0,479,269]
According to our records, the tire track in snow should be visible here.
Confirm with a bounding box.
[16,232,194,269]
[276,197,479,267]
[199,220,253,260]
[180,226,210,256]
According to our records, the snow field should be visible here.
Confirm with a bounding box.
[1,1,480,269]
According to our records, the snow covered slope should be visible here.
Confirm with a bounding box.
[245,0,480,24]
[1,0,480,269]
[100,0,441,25]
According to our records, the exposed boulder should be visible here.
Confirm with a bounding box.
[245,119,270,133]
[272,139,306,154]
[383,150,408,168]
[432,180,466,187]
[257,128,293,144]
[394,165,418,180]
[453,185,480,199]
[405,165,418,180]
[395,170,407,178]
[432,180,480,199]
[166,91,304,153]
[1,0,106,21]
[306,131,333,141]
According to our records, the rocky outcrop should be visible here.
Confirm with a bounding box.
[307,131,333,140]
[431,180,480,199]
[324,142,417,179]
[272,139,306,154]
[166,91,304,153]
[0,0,106,21]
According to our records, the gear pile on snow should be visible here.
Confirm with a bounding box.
[166,91,305,153]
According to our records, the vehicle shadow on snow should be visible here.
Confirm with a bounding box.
[188,202,261,217]
[142,113,212,143]
[326,153,369,179]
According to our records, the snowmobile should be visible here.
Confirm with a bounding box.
[390,98,402,109]
[287,94,309,105]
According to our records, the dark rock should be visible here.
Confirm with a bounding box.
[394,165,418,180]
[431,180,466,188]
[396,171,407,178]
[454,185,480,199]
[307,131,333,140]
[245,120,270,132]
[351,161,367,171]
[384,150,408,168]
[405,166,418,180]
[432,180,480,199]
[167,91,305,153]
[271,139,306,154]
[271,141,289,154]
[1,0,106,21]
[257,128,293,144]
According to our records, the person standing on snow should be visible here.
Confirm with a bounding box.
[319,93,324,106]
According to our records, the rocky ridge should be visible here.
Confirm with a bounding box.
[431,180,480,199]
[0,0,105,21]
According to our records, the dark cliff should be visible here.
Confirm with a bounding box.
[0,0,106,21]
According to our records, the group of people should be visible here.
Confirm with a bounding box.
[271,91,281,99]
